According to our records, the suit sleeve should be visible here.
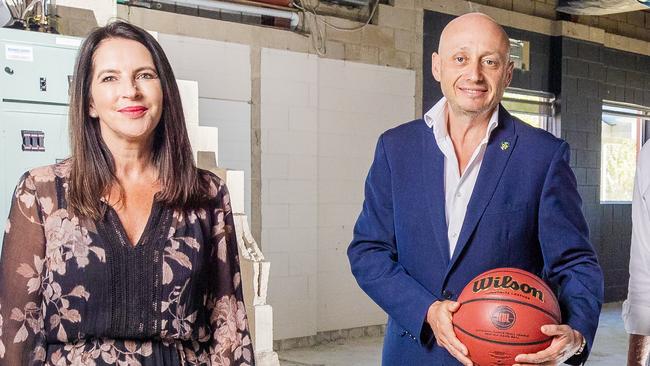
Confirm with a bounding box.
[348,134,438,346]
[537,141,604,365]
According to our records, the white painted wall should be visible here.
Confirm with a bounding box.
[261,49,319,340]
[158,34,252,216]
[316,59,415,332]
[261,48,415,340]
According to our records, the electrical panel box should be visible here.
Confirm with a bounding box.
[0,28,81,248]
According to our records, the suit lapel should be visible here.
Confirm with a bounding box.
[421,125,450,263]
[447,106,518,269]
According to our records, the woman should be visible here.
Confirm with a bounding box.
[0,21,254,365]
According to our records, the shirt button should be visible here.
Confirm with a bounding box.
[455,192,461,198]
[451,232,457,238]
[443,290,453,299]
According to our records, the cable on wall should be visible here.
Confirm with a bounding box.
[292,0,380,56]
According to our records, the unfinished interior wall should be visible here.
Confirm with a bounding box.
[23,0,650,346]
[315,59,415,332]
[260,48,415,340]
[260,49,320,340]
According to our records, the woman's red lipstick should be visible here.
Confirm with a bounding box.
[118,106,148,118]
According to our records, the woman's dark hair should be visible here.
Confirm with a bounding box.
[68,20,207,219]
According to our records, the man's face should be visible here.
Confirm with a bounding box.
[432,16,514,118]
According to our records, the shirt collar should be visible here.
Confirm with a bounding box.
[424,97,500,144]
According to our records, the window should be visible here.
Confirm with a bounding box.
[600,101,650,203]
[509,39,530,71]
[502,88,558,137]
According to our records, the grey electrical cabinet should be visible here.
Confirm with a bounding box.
[0,28,81,250]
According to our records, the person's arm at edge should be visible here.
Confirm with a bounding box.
[624,144,650,366]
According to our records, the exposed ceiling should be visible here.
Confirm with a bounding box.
[557,0,650,15]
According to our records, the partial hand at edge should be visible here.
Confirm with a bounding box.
[628,334,650,366]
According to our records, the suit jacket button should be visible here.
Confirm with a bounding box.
[442,290,452,299]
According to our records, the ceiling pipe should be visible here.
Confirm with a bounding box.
[157,0,300,28]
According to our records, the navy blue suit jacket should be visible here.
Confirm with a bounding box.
[348,106,604,365]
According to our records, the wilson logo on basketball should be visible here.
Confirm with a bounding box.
[471,275,545,302]
[490,306,516,330]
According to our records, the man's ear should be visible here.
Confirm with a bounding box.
[432,52,442,82]
[504,60,514,87]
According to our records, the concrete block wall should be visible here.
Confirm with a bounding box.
[574,11,650,42]
[558,37,610,296]
[320,4,423,113]
[260,48,320,340]
[316,59,415,332]
[561,38,650,301]
[260,48,415,340]
[469,0,558,19]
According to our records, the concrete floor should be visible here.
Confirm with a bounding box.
[278,302,629,366]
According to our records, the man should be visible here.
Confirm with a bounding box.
[623,143,650,366]
[348,13,603,366]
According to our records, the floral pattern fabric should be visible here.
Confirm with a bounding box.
[0,162,254,365]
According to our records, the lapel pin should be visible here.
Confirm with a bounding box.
[500,141,510,151]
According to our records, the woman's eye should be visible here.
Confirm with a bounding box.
[101,75,116,82]
[137,72,157,80]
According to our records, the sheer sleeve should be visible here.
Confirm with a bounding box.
[0,172,47,365]
[205,178,255,365]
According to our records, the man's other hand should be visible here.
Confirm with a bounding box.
[513,325,584,366]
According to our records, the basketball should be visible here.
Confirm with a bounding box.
[452,267,561,366]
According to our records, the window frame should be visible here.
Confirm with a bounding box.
[600,100,650,204]
[502,87,559,137]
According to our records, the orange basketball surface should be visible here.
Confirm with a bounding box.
[452,268,561,366]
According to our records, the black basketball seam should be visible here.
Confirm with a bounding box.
[459,298,561,324]
[453,324,555,346]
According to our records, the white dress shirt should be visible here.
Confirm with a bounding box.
[622,142,650,336]
[424,97,499,258]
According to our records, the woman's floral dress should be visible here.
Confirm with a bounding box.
[0,162,255,365]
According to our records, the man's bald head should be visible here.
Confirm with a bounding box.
[431,12,514,119]
[438,13,510,59]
